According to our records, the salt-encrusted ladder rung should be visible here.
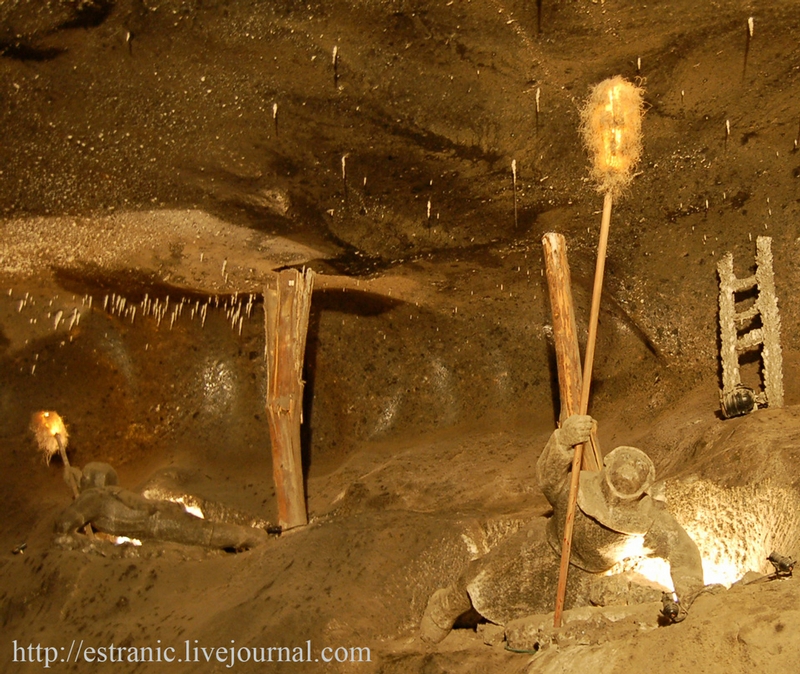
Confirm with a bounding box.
[732,275,757,293]
[736,328,763,351]
[733,305,759,323]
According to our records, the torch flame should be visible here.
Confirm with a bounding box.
[31,410,68,464]
[581,76,644,197]
[41,411,66,437]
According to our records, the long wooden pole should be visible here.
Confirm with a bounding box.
[55,435,80,499]
[264,268,315,530]
[578,192,613,420]
[553,191,613,627]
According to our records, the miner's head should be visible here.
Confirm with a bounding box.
[80,462,119,491]
[601,446,655,502]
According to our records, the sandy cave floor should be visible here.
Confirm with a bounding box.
[3,0,800,671]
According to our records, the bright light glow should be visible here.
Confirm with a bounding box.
[601,479,799,590]
[604,536,674,592]
[174,496,205,519]
[605,480,800,591]
[581,76,643,195]
[30,410,68,464]
[607,556,674,592]
[601,87,626,171]
[95,531,143,546]
[608,546,748,590]
[40,411,67,437]
[141,488,205,519]
[668,479,798,588]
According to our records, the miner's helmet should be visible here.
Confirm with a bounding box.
[80,462,119,491]
[601,446,656,501]
[577,446,656,535]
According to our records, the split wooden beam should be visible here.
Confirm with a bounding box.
[542,232,601,472]
[264,268,315,530]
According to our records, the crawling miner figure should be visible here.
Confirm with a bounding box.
[420,415,705,643]
[56,462,268,551]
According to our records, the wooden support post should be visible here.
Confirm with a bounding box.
[264,268,315,530]
[542,233,582,423]
[542,233,601,472]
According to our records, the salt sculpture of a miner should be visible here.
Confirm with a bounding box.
[56,462,269,551]
[420,415,704,643]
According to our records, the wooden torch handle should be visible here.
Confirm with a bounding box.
[553,191,613,627]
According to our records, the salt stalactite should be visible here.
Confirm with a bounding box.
[512,159,518,229]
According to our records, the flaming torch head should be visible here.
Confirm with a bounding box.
[580,76,644,197]
[30,410,68,464]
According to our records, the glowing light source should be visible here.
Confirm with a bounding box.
[580,76,644,197]
[141,488,205,519]
[605,479,799,591]
[669,479,799,587]
[174,496,205,519]
[604,537,674,592]
[30,410,68,464]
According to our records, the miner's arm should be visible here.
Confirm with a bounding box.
[536,415,594,504]
[645,509,705,606]
[54,490,103,533]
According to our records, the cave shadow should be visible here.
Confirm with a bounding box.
[300,287,405,486]
[52,264,219,303]
[545,338,561,428]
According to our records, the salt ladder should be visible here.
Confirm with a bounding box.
[717,235,783,409]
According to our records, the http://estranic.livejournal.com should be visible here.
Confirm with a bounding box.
[12,639,372,668]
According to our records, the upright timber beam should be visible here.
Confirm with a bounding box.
[542,232,601,472]
[542,233,583,422]
[264,268,315,530]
